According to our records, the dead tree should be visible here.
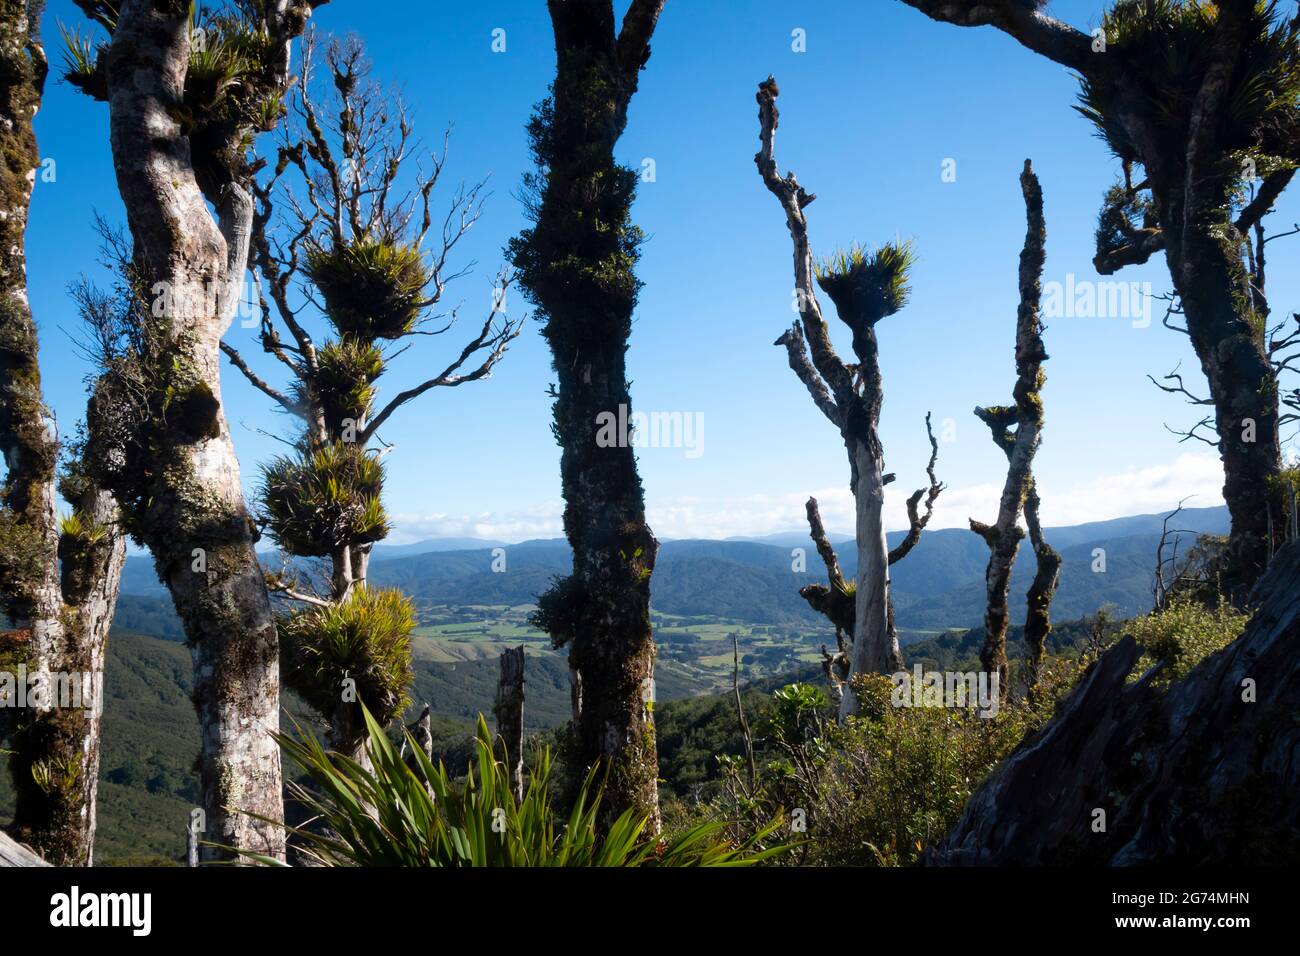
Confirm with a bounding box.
[493,646,525,804]
[65,0,325,862]
[755,76,940,718]
[799,498,854,697]
[801,420,942,700]
[969,160,1058,700]
[898,0,1300,595]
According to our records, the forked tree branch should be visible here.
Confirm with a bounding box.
[889,412,945,564]
[755,76,857,415]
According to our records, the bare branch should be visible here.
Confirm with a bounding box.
[615,0,667,95]
[221,341,303,417]
[889,412,944,565]
[359,280,525,444]
[896,0,1100,73]
[754,76,856,409]
[774,323,841,428]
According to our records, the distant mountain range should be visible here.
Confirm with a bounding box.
[113,506,1230,636]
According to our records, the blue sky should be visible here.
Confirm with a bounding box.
[25,1,1300,543]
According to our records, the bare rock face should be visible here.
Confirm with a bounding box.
[0,831,48,867]
[929,542,1300,865]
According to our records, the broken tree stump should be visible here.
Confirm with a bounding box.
[494,646,526,803]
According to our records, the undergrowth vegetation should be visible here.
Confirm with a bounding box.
[234,705,787,867]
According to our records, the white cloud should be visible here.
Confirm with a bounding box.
[387,502,564,544]
[1033,452,1225,527]
[386,452,1226,544]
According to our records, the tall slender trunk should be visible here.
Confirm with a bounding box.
[494,646,526,803]
[511,0,665,830]
[0,0,79,865]
[101,1,284,861]
[840,438,898,719]
[973,161,1051,702]
[553,343,660,829]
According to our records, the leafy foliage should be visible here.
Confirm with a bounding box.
[1127,592,1248,683]
[234,706,787,867]
[303,338,384,430]
[1077,0,1300,164]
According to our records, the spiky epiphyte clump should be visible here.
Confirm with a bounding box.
[279,587,415,727]
[61,5,280,127]
[1077,0,1300,164]
[301,338,385,432]
[306,238,431,341]
[814,240,916,327]
[260,442,389,557]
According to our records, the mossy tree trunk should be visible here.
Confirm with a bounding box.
[510,0,666,831]
[970,161,1054,702]
[0,0,64,855]
[0,1,128,867]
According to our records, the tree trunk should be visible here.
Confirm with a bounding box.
[1166,227,1284,595]
[494,646,525,803]
[0,0,128,867]
[101,1,284,862]
[972,160,1052,701]
[1022,480,1061,694]
[0,0,67,862]
[929,540,1300,865]
[511,0,665,831]
[0,829,47,867]
[839,438,898,719]
[50,487,126,867]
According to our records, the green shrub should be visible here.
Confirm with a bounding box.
[708,670,1072,866]
[1128,593,1248,683]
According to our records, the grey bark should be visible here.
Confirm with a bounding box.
[0,830,47,867]
[96,0,321,862]
[755,77,905,719]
